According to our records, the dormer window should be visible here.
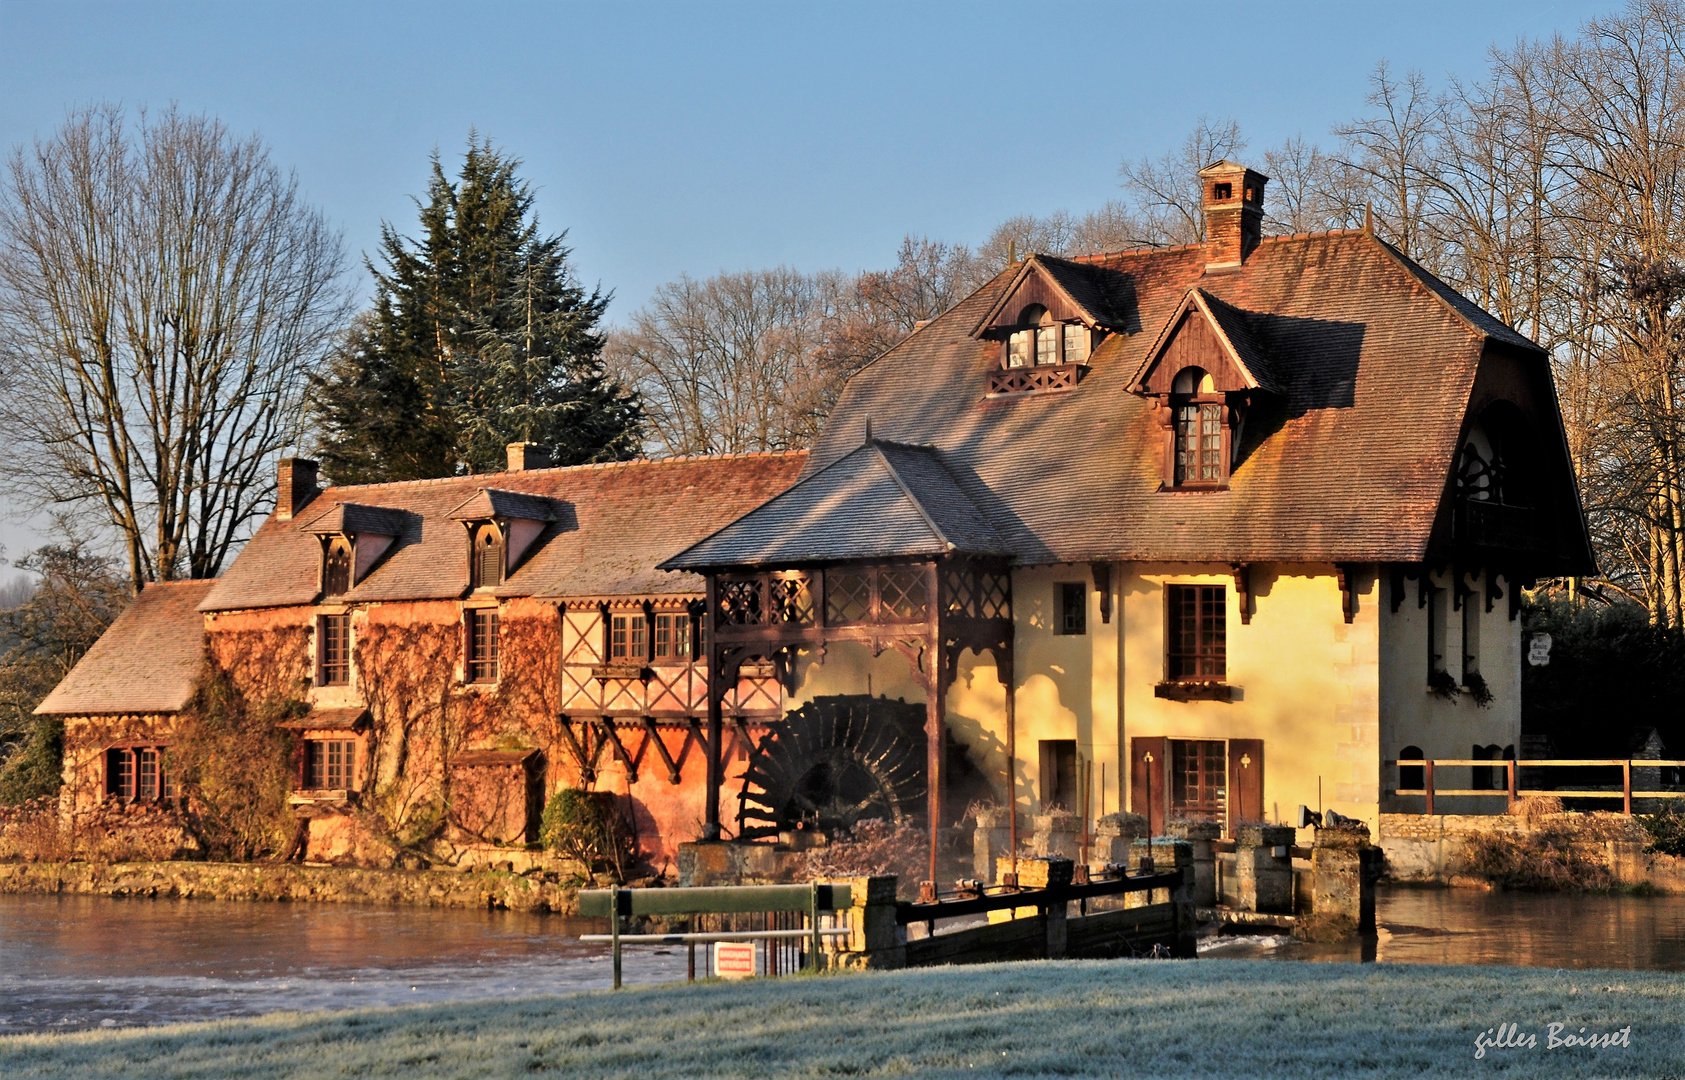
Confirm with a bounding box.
[472,523,504,589]
[1171,367,1227,487]
[1003,305,1089,371]
[323,537,352,596]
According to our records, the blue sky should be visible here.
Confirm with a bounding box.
[0,0,1618,565]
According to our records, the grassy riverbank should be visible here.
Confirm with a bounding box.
[2,959,1681,1079]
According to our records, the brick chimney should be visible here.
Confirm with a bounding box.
[276,457,319,522]
[1199,160,1268,271]
[506,442,551,471]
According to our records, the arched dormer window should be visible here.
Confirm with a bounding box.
[472,523,504,589]
[1005,305,1090,370]
[323,537,353,596]
[1171,367,1227,486]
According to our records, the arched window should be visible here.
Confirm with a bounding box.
[324,537,352,596]
[1398,746,1424,792]
[472,524,504,589]
[1171,367,1226,485]
[1004,305,1088,370]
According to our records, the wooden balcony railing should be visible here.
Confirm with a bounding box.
[1392,757,1685,814]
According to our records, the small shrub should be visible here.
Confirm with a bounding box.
[1464,670,1494,708]
[1429,669,1460,701]
[1453,809,1638,891]
[0,716,64,805]
[539,788,636,883]
[1638,804,1685,856]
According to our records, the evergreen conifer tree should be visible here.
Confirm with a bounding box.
[311,137,641,482]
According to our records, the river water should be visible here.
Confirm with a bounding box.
[1,886,1681,1033]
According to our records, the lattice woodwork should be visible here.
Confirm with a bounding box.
[826,569,871,624]
[987,363,1084,396]
[717,578,763,626]
[768,574,815,625]
[878,567,929,622]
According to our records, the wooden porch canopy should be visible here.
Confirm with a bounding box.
[661,439,1017,881]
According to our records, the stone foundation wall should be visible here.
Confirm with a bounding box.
[0,860,583,912]
[1379,813,1685,892]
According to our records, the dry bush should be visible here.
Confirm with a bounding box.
[0,796,68,860]
[1454,809,1637,891]
[170,661,301,860]
[804,818,930,895]
[1510,795,1564,823]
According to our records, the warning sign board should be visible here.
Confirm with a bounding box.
[712,941,756,979]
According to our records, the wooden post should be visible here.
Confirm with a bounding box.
[1623,760,1633,814]
[1423,759,1435,816]
[808,882,822,972]
[1506,759,1517,812]
[1002,651,1017,882]
[925,560,943,889]
[703,576,722,841]
[610,883,622,990]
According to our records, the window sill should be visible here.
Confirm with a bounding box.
[592,663,651,682]
[1154,680,1235,702]
[289,789,359,806]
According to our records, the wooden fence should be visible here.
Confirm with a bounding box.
[1393,758,1685,814]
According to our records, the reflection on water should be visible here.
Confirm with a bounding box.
[4,885,1682,1033]
[0,893,682,1033]
[1202,884,1685,970]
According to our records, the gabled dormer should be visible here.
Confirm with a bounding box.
[1130,289,1281,490]
[973,255,1118,396]
[447,489,558,590]
[302,502,409,597]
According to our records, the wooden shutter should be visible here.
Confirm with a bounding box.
[1228,738,1264,833]
[1130,736,1167,835]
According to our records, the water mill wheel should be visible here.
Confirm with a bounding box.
[736,695,928,840]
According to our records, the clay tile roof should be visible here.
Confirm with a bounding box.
[36,580,213,716]
[790,230,1588,569]
[199,452,808,611]
[663,440,1006,570]
[447,488,559,522]
[301,501,411,537]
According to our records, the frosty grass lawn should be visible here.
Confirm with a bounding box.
[2,959,1681,1079]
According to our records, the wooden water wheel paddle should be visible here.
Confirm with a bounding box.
[736,694,927,840]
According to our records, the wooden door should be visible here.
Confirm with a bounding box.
[1130,736,1167,835]
[1228,738,1264,834]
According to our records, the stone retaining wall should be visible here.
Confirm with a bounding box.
[0,860,582,913]
[1380,813,1685,892]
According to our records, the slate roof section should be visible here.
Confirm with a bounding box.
[36,580,213,716]
[198,453,808,611]
[301,502,411,537]
[792,230,1586,568]
[663,441,1006,570]
[447,488,559,522]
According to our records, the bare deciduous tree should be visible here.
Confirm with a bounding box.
[0,105,350,590]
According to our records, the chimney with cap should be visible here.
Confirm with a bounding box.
[506,442,552,472]
[276,458,319,522]
[1200,160,1269,271]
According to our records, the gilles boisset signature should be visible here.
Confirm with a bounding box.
[1474,1022,1632,1058]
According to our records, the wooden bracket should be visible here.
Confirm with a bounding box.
[1090,562,1112,624]
[1389,565,1408,613]
[1336,564,1356,624]
[642,717,682,784]
[1485,569,1504,614]
[1231,563,1251,625]
[557,717,597,784]
[686,716,710,762]
[1508,572,1525,621]
[1418,567,1431,609]
[642,599,657,662]
[595,717,638,784]
[598,601,612,662]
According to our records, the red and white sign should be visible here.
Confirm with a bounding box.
[712,941,756,979]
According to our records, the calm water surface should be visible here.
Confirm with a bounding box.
[0,894,681,1033]
[1202,885,1685,969]
[2,885,1681,1032]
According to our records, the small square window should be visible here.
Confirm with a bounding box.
[468,608,499,682]
[1035,326,1059,366]
[306,739,356,790]
[1007,330,1031,368]
[611,614,647,661]
[1056,582,1087,636]
[654,613,692,660]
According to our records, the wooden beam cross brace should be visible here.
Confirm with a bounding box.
[642,717,682,784]
[557,717,598,784]
[595,717,638,784]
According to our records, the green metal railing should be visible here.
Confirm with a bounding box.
[578,883,853,988]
